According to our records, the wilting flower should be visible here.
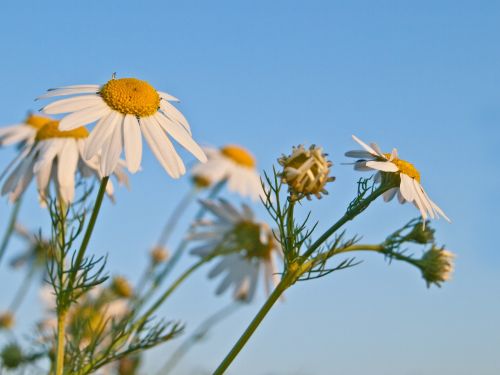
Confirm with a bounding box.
[418,247,455,287]
[191,145,264,200]
[278,144,334,200]
[190,199,282,301]
[0,113,52,147]
[345,135,450,223]
[39,76,207,177]
[1,120,128,204]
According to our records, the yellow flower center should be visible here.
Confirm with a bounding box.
[99,78,160,117]
[220,145,256,168]
[35,121,89,141]
[383,153,421,182]
[24,114,52,130]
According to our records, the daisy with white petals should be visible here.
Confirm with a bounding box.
[191,145,264,200]
[190,199,281,301]
[345,135,450,223]
[1,120,127,204]
[0,113,52,147]
[38,77,207,177]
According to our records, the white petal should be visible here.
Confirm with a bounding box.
[42,95,103,114]
[84,111,120,160]
[344,150,374,159]
[399,174,415,202]
[100,119,123,176]
[365,161,398,172]
[412,179,435,219]
[383,187,398,202]
[351,135,379,156]
[123,115,142,173]
[36,85,100,100]
[159,100,191,135]
[59,103,110,130]
[154,113,206,162]
[158,91,180,102]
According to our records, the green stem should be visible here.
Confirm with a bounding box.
[66,176,109,290]
[0,197,22,265]
[55,310,67,375]
[213,276,290,375]
[9,262,36,312]
[301,182,395,260]
[55,197,67,375]
[161,302,241,375]
[156,187,198,248]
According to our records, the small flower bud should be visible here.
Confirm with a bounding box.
[407,222,435,244]
[150,246,169,264]
[0,312,14,330]
[419,247,455,287]
[1,343,23,369]
[278,144,334,200]
[192,175,212,189]
[111,276,133,298]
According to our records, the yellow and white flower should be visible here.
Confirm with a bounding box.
[190,199,281,301]
[39,77,207,177]
[191,145,264,200]
[1,120,127,204]
[345,135,450,222]
[0,113,52,147]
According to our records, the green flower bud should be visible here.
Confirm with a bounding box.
[1,343,23,369]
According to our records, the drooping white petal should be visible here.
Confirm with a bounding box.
[412,179,435,219]
[154,113,206,162]
[351,135,379,156]
[399,173,415,202]
[57,140,79,202]
[365,161,399,172]
[159,100,191,135]
[100,119,123,177]
[42,95,103,114]
[59,103,110,130]
[84,110,121,160]
[344,150,374,159]
[123,115,142,173]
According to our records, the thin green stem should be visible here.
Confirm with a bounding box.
[9,262,36,312]
[301,182,395,260]
[55,197,67,375]
[213,277,289,375]
[66,176,109,291]
[156,187,198,248]
[160,302,241,375]
[0,197,22,265]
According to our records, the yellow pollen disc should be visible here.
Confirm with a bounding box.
[221,145,256,168]
[100,78,160,117]
[24,114,52,130]
[383,153,421,182]
[36,121,89,141]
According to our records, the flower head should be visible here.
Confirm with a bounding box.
[9,224,55,270]
[190,199,282,301]
[150,246,169,264]
[111,276,133,298]
[0,343,23,369]
[278,144,334,200]
[1,120,128,204]
[39,76,207,177]
[191,145,264,200]
[418,247,455,287]
[345,135,450,223]
[0,113,52,147]
[0,312,14,330]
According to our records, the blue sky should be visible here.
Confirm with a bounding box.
[0,1,499,374]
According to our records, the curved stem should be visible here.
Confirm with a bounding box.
[66,176,109,291]
[9,263,37,312]
[213,278,289,375]
[0,197,22,265]
[160,302,241,375]
[156,187,198,248]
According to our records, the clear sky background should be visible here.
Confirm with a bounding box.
[0,1,499,374]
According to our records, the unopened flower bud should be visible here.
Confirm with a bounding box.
[192,175,212,189]
[407,222,435,244]
[0,312,14,330]
[150,246,169,264]
[1,343,23,369]
[419,247,455,287]
[278,144,334,200]
[111,276,133,298]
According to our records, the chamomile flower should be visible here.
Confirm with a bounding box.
[190,199,281,301]
[191,145,264,200]
[1,121,127,204]
[38,77,207,177]
[0,113,52,147]
[345,135,450,223]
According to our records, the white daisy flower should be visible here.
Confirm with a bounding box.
[38,77,207,177]
[345,135,450,222]
[1,120,127,204]
[0,113,52,147]
[191,145,264,200]
[190,199,282,301]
